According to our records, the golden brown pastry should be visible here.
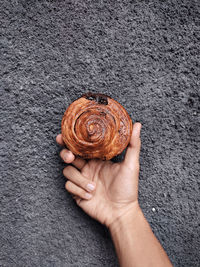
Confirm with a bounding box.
[61,93,133,160]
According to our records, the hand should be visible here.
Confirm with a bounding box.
[56,123,142,228]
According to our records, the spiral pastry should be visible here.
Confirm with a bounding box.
[61,93,133,160]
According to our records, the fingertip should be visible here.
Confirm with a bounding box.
[56,134,65,146]
[134,122,142,131]
[67,151,75,162]
[132,122,142,138]
[128,122,142,150]
[56,134,62,143]
[61,150,75,163]
[135,122,142,129]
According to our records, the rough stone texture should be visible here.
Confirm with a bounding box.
[0,0,200,266]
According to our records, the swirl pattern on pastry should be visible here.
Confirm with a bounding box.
[61,93,133,160]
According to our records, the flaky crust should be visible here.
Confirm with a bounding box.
[61,93,133,160]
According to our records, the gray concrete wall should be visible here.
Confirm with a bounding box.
[1,1,199,266]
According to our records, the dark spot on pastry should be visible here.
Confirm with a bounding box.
[87,95,96,101]
[82,92,110,105]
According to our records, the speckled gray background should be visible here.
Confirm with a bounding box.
[0,0,200,266]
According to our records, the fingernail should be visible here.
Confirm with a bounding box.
[85,193,92,199]
[87,183,95,191]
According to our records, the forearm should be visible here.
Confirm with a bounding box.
[109,204,172,267]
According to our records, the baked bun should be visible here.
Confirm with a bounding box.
[61,93,133,160]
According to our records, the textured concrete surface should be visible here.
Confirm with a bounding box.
[0,0,200,266]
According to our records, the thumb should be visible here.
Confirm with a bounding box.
[123,122,142,169]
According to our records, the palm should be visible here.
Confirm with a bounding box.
[77,159,139,226]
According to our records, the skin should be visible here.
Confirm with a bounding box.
[56,123,172,267]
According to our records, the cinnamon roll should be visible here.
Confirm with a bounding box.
[61,93,133,160]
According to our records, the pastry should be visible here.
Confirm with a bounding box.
[61,92,133,160]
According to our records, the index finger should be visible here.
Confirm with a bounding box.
[57,134,87,170]
[56,134,65,146]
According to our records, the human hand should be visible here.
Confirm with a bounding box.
[56,122,142,228]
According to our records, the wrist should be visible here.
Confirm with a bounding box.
[108,201,142,234]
